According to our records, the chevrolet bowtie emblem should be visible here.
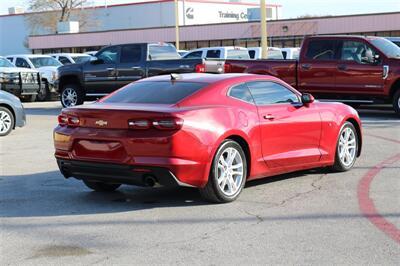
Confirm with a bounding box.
[95,120,108,126]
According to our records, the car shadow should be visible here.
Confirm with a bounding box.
[0,167,333,218]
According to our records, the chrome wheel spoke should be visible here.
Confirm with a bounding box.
[216,146,244,196]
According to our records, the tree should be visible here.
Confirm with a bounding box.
[25,0,97,34]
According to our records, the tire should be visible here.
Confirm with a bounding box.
[393,89,400,116]
[36,81,49,102]
[83,180,121,192]
[60,83,85,108]
[332,122,359,172]
[0,106,15,137]
[199,140,247,203]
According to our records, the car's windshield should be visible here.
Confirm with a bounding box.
[227,49,250,59]
[148,44,181,60]
[102,81,207,104]
[370,38,400,58]
[72,56,91,64]
[29,57,62,68]
[0,57,15,67]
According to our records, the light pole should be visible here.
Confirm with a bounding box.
[174,0,180,50]
[260,0,268,59]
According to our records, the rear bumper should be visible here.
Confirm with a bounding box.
[57,159,195,187]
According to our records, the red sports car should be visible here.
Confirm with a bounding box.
[54,73,362,203]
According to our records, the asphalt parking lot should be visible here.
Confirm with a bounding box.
[1,101,399,265]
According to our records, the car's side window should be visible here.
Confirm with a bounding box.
[121,44,142,63]
[246,81,299,105]
[6,57,13,63]
[183,51,203,59]
[15,58,31,68]
[340,41,379,64]
[206,49,221,58]
[58,56,71,65]
[228,83,254,104]
[305,40,336,60]
[96,46,119,64]
[248,50,256,59]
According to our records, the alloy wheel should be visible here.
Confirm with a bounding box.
[62,88,78,107]
[338,127,357,167]
[217,147,244,196]
[0,110,12,134]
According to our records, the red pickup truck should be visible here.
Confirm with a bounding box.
[224,35,400,116]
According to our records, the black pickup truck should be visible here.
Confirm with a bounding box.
[57,43,223,107]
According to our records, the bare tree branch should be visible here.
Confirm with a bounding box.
[25,0,97,34]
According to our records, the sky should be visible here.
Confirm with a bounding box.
[1,0,400,18]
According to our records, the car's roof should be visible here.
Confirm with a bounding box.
[50,53,90,56]
[307,35,387,41]
[7,54,53,58]
[139,73,275,84]
[190,46,247,51]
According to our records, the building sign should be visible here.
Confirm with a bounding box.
[218,11,248,20]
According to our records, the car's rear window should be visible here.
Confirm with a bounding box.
[102,81,207,104]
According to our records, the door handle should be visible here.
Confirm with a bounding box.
[337,64,347,71]
[301,64,311,70]
[264,114,275,120]
[106,68,115,71]
[131,66,141,69]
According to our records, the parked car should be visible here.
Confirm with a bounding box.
[54,73,362,203]
[386,37,400,47]
[6,54,62,101]
[57,42,224,107]
[223,35,400,116]
[281,47,301,59]
[0,90,26,136]
[183,46,250,60]
[0,56,41,102]
[50,53,91,65]
[247,47,284,59]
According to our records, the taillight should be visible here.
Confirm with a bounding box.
[128,119,150,129]
[224,63,232,73]
[195,63,205,73]
[153,118,183,130]
[128,118,183,130]
[67,116,80,127]
[58,115,68,126]
[58,114,80,127]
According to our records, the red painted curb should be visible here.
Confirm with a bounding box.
[357,153,400,244]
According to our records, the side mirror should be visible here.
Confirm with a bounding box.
[301,93,315,104]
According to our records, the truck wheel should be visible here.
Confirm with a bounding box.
[393,90,400,116]
[0,106,15,137]
[37,81,49,102]
[83,180,121,192]
[199,140,247,203]
[61,84,84,108]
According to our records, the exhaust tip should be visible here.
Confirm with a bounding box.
[143,175,157,187]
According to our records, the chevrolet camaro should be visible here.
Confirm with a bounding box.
[54,74,362,203]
